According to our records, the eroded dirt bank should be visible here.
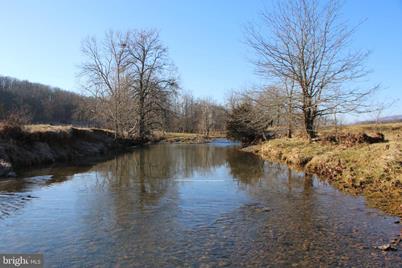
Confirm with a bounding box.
[0,125,138,177]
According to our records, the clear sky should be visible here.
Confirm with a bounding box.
[0,0,401,117]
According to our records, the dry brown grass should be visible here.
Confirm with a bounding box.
[246,123,402,216]
[321,122,402,142]
[25,124,74,132]
[24,124,115,135]
[154,131,226,144]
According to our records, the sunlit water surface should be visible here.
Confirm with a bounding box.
[0,142,400,267]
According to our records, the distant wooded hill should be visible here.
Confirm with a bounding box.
[0,75,92,125]
[356,115,402,125]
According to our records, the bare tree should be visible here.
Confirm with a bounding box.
[79,30,178,139]
[283,78,297,138]
[246,0,375,139]
[181,92,197,133]
[125,30,178,140]
[79,31,133,137]
[198,98,214,137]
[236,83,301,138]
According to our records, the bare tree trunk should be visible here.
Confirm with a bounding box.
[285,80,295,138]
[138,95,146,140]
[304,105,317,140]
[287,99,293,138]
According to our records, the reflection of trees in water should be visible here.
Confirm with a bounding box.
[0,144,230,221]
[283,168,313,196]
[75,144,232,254]
[240,161,318,222]
[172,144,228,177]
[89,144,229,206]
[261,163,314,194]
[226,150,265,185]
[238,162,319,248]
[303,173,313,196]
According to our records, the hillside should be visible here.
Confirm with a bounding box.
[0,75,92,125]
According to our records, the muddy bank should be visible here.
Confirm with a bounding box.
[243,136,402,217]
[0,125,138,177]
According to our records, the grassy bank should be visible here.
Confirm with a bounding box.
[243,123,402,216]
[0,124,138,177]
[156,132,226,144]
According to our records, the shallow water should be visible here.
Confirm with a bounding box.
[0,143,400,267]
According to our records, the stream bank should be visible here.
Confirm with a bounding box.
[243,134,402,217]
[0,124,138,178]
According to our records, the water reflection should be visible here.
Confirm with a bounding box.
[226,149,265,185]
[0,143,400,267]
[87,144,230,202]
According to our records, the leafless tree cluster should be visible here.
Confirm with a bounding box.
[226,85,303,144]
[168,92,226,136]
[246,0,376,139]
[235,82,301,138]
[79,30,178,139]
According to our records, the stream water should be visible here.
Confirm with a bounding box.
[0,142,400,267]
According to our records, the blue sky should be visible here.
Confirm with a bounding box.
[0,0,401,117]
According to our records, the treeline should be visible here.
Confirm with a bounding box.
[0,76,91,125]
[0,74,227,136]
[169,94,226,135]
[78,30,226,139]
